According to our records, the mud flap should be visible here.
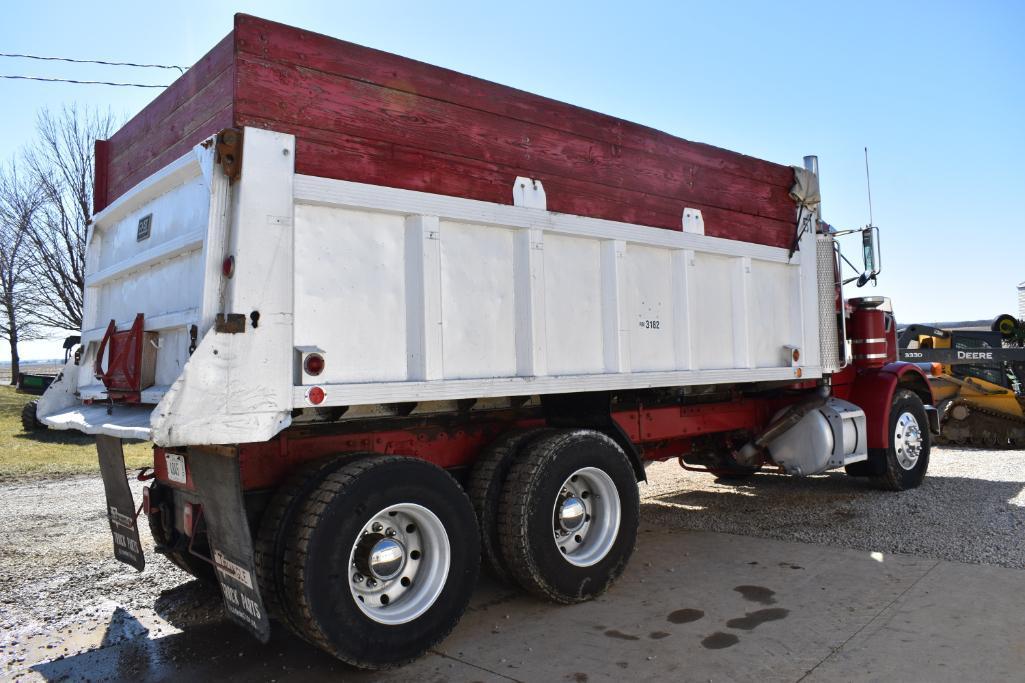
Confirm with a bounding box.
[188,447,271,643]
[96,435,145,571]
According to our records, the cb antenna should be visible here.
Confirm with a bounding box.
[864,146,874,227]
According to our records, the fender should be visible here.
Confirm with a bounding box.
[541,392,647,482]
[837,362,934,449]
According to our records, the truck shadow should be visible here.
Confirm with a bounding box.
[31,578,522,682]
[13,429,96,446]
[14,430,147,448]
[151,578,224,630]
[30,613,366,682]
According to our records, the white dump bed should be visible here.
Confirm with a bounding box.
[41,128,823,446]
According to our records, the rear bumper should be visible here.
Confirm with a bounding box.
[40,403,153,440]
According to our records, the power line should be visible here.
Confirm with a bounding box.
[0,52,186,74]
[0,74,168,88]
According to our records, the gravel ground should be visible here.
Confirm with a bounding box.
[642,446,1025,569]
[0,476,222,676]
[1,445,1023,675]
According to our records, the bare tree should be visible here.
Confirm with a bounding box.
[0,162,45,384]
[25,105,116,331]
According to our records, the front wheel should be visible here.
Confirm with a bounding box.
[22,400,45,432]
[870,389,931,491]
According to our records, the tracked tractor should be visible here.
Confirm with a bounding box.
[899,315,1025,447]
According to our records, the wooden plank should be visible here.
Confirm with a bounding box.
[100,15,798,250]
[242,115,795,249]
[233,14,794,189]
[103,33,234,206]
[107,33,233,162]
[93,140,110,214]
[108,106,233,203]
[233,56,796,224]
[110,66,233,174]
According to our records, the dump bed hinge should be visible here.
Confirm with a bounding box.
[215,128,243,183]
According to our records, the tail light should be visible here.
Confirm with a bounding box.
[306,386,326,405]
[222,255,235,278]
[303,353,325,376]
[183,503,197,536]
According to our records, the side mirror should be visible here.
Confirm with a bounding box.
[859,226,881,287]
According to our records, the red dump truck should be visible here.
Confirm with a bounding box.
[38,14,936,669]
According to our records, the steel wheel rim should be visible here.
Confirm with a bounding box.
[348,503,450,625]
[551,467,621,567]
[894,411,923,470]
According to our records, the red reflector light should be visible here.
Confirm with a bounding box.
[222,255,235,278]
[307,386,326,405]
[142,486,152,515]
[304,353,325,376]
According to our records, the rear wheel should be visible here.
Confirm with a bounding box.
[467,428,549,582]
[281,456,479,669]
[253,454,363,630]
[870,389,930,491]
[498,430,639,604]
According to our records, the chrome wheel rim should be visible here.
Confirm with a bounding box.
[551,467,621,567]
[348,503,450,625]
[894,412,923,470]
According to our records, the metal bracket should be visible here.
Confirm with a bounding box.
[682,208,704,235]
[214,313,246,334]
[512,177,547,210]
[215,128,243,183]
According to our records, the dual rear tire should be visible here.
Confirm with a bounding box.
[472,429,640,603]
[256,456,478,670]
[254,428,639,669]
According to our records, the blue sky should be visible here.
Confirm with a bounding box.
[1,0,1022,360]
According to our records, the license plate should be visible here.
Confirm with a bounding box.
[165,452,187,484]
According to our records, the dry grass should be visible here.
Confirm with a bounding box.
[0,385,151,480]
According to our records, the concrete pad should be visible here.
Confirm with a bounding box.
[803,560,1025,682]
[14,525,1025,682]
[432,527,942,682]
